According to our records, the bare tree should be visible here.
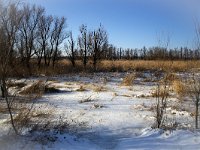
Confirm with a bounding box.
[36,13,53,68]
[89,24,108,71]
[78,24,89,70]
[18,4,44,73]
[0,1,20,134]
[66,31,76,68]
[51,17,67,67]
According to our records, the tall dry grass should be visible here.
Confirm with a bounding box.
[10,59,200,77]
[98,60,200,72]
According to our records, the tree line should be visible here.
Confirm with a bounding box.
[0,2,109,74]
[102,46,200,60]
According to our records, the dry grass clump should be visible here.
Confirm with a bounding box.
[151,87,169,98]
[19,81,61,95]
[7,81,26,88]
[76,85,87,92]
[172,80,186,97]
[164,73,179,82]
[19,80,45,95]
[121,73,136,86]
[93,85,107,92]
[0,103,8,113]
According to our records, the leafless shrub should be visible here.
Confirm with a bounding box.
[154,75,170,129]
[0,94,53,135]
[161,118,179,131]
[187,73,200,129]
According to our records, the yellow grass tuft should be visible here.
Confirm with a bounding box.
[172,80,186,97]
[121,73,135,86]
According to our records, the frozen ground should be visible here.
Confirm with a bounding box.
[0,72,200,150]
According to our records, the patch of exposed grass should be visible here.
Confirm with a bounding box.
[151,87,169,98]
[93,85,107,92]
[76,85,87,92]
[7,81,26,88]
[172,80,186,97]
[19,80,45,95]
[121,73,135,86]
[19,81,61,95]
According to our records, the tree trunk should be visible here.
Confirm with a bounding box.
[196,102,199,129]
[2,79,18,134]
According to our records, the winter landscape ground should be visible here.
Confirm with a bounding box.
[0,72,200,150]
[1,0,200,149]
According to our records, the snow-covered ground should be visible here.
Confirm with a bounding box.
[0,72,200,150]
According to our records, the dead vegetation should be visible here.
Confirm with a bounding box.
[151,86,170,98]
[79,96,94,103]
[12,105,52,133]
[121,73,135,86]
[19,81,45,95]
[19,80,61,95]
[93,85,107,92]
[172,80,186,97]
[76,85,87,92]
[98,60,200,72]
[7,81,26,88]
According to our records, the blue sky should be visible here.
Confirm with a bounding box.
[25,0,199,49]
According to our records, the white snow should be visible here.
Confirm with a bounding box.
[0,72,200,150]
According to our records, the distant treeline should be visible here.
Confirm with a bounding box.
[98,46,199,60]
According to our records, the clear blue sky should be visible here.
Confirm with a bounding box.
[25,0,199,49]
